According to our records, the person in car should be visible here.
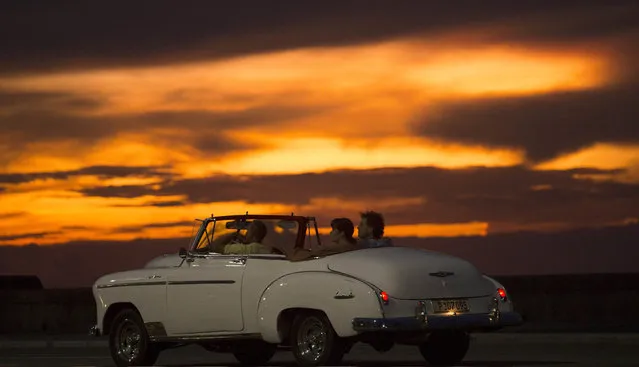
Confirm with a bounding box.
[357,210,393,248]
[212,220,272,254]
[289,217,358,261]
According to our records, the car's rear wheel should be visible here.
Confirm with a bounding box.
[418,330,470,366]
[290,311,346,366]
[109,309,160,367]
[232,340,278,365]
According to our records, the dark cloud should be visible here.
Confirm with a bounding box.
[0,231,59,241]
[60,226,90,231]
[0,165,171,185]
[0,211,27,220]
[480,3,639,46]
[0,91,102,111]
[411,85,639,162]
[112,200,187,208]
[76,165,639,228]
[111,220,195,234]
[0,96,322,156]
[79,185,156,199]
[1,1,636,75]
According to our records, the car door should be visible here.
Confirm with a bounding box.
[164,254,246,335]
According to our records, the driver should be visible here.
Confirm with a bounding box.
[212,220,272,255]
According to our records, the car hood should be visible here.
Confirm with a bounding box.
[325,247,494,300]
[144,253,183,268]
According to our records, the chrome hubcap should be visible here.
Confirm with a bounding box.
[297,317,327,362]
[116,319,142,362]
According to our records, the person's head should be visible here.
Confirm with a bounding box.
[357,211,385,239]
[246,220,267,243]
[329,218,356,244]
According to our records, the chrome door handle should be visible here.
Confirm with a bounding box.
[229,258,246,265]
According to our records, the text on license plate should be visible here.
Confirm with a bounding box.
[433,299,470,313]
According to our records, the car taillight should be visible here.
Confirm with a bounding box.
[379,291,389,304]
[497,287,507,301]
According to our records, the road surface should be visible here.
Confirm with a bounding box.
[1,334,639,366]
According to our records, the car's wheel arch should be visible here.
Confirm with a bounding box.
[257,271,383,343]
[102,302,141,335]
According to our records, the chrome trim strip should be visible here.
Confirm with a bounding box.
[188,253,287,260]
[334,291,355,299]
[96,281,165,289]
[167,280,235,285]
[352,311,523,332]
[246,255,287,260]
[186,253,248,259]
[149,332,261,342]
[400,294,493,301]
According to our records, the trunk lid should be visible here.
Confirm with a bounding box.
[326,247,493,299]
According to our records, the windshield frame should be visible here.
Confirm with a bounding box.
[187,214,320,254]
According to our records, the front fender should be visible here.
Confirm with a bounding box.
[92,270,167,334]
[257,271,383,343]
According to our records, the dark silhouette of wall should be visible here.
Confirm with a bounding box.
[1,273,639,334]
[2,224,639,289]
[495,273,639,332]
[0,275,43,290]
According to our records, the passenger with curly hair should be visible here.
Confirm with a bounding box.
[357,210,393,248]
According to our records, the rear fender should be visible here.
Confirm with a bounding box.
[483,275,514,312]
[257,271,383,343]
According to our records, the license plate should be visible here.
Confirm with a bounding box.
[433,299,470,313]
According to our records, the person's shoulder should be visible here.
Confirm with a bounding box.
[358,237,393,248]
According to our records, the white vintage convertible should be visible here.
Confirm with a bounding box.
[90,214,523,366]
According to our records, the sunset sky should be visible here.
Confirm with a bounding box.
[1,1,638,252]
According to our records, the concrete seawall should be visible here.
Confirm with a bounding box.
[0,288,95,334]
[1,273,639,334]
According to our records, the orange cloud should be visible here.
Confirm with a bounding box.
[0,33,615,180]
[0,31,629,246]
[535,143,639,183]
[0,190,290,245]
[317,222,488,238]
[0,36,610,116]
[180,137,523,177]
[0,34,613,179]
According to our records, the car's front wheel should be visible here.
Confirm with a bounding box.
[290,311,346,366]
[418,330,470,366]
[232,340,278,365]
[109,309,160,367]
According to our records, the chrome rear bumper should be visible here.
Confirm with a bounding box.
[352,311,523,332]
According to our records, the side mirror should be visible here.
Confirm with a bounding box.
[179,247,188,259]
